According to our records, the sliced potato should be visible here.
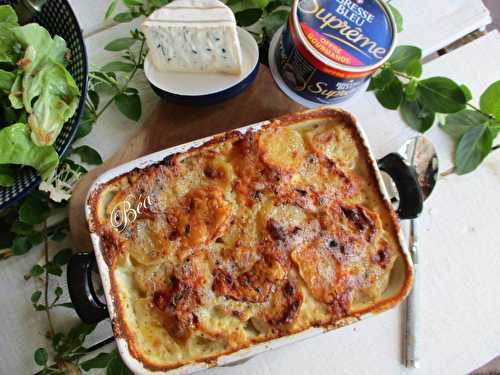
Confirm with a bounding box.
[170,186,232,248]
[268,204,308,229]
[203,155,235,190]
[291,241,347,305]
[197,299,259,341]
[305,124,359,169]
[133,263,172,295]
[259,128,306,172]
[213,258,286,303]
[133,298,184,355]
[128,219,172,265]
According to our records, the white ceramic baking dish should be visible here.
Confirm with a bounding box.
[68,107,420,375]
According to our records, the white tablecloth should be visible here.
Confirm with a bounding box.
[0,1,497,374]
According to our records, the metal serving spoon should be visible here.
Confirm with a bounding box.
[397,136,439,368]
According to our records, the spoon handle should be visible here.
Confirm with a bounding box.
[13,0,48,24]
[405,219,420,368]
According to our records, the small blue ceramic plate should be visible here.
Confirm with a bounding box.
[144,27,259,106]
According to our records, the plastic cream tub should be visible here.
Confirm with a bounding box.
[269,0,397,107]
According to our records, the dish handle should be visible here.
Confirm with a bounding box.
[377,153,423,220]
[67,252,109,324]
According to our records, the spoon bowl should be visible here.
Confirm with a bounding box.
[398,137,439,201]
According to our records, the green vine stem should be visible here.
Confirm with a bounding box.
[391,70,497,121]
[94,38,146,120]
[42,220,55,339]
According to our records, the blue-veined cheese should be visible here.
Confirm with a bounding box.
[141,0,243,75]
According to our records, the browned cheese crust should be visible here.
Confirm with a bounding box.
[88,108,412,371]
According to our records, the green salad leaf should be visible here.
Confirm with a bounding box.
[0,123,58,179]
[0,96,24,126]
[0,4,18,24]
[0,5,20,64]
[0,69,15,91]
[0,5,81,186]
[28,62,79,146]
[9,23,79,146]
[8,74,23,109]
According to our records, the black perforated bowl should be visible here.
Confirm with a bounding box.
[0,0,88,209]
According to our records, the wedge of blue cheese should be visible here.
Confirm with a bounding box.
[141,0,243,75]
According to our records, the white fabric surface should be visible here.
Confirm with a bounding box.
[0,2,497,375]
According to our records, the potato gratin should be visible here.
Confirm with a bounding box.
[88,108,412,371]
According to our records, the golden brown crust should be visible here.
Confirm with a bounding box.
[87,108,412,371]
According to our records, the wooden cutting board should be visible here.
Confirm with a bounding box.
[69,66,304,250]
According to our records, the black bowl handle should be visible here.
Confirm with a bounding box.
[67,252,109,324]
[377,153,423,220]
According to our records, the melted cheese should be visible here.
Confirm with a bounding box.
[91,111,406,371]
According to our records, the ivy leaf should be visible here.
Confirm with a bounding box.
[387,45,422,75]
[90,71,120,94]
[460,84,473,102]
[12,236,32,255]
[102,61,135,73]
[404,79,418,101]
[107,356,133,375]
[73,145,103,165]
[104,38,136,52]
[88,90,100,111]
[266,0,282,13]
[53,288,64,307]
[262,10,289,38]
[440,110,489,139]
[75,108,95,140]
[480,81,500,119]
[56,323,97,356]
[54,248,73,266]
[406,59,422,78]
[45,262,63,276]
[416,77,467,114]
[400,99,435,133]
[64,159,88,175]
[31,290,42,303]
[368,68,394,91]
[228,0,269,13]
[28,231,43,246]
[34,348,48,367]
[375,76,403,110]
[114,92,142,121]
[455,125,494,175]
[54,286,63,300]
[113,12,135,23]
[81,352,113,371]
[388,4,404,33]
[10,220,34,236]
[123,0,143,7]
[30,264,44,277]
[105,0,117,19]
[149,0,169,8]
[50,228,67,242]
[19,193,49,225]
[488,120,500,138]
[235,8,263,26]
[52,332,64,349]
